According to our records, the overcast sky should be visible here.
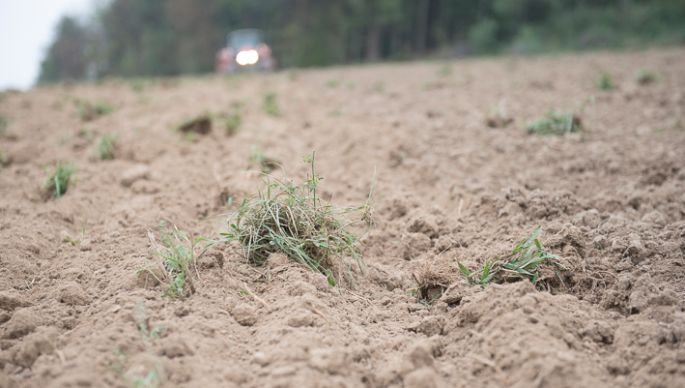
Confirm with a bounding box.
[0,0,93,90]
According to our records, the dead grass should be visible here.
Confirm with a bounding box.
[220,152,372,286]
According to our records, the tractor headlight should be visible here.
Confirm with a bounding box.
[236,50,259,66]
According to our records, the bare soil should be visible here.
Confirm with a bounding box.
[1,48,684,388]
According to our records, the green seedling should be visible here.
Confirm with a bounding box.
[596,71,614,90]
[220,152,372,286]
[131,79,146,93]
[44,163,75,198]
[97,134,116,160]
[225,112,241,135]
[437,63,453,78]
[75,99,112,122]
[249,146,280,173]
[486,101,513,128]
[635,69,658,85]
[263,93,280,117]
[62,228,86,247]
[146,224,198,298]
[0,148,9,168]
[223,102,243,136]
[112,348,161,388]
[527,111,582,135]
[458,227,564,289]
[0,114,8,136]
[133,304,165,343]
[326,79,339,88]
[132,371,160,388]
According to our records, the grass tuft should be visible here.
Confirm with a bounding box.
[326,79,340,88]
[527,111,582,135]
[0,148,9,168]
[437,63,453,77]
[75,99,112,122]
[223,102,243,136]
[635,69,658,85]
[596,71,614,90]
[0,114,8,136]
[96,134,116,160]
[147,224,198,298]
[263,93,280,117]
[458,226,564,289]
[44,163,75,199]
[220,152,372,286]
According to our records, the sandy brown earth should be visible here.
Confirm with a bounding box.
[1,48,684,388]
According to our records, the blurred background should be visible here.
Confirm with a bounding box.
[3,0,685,88]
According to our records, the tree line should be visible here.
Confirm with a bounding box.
[39,0,685,83]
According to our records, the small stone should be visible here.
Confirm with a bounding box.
[174,305,190,317]
[252,351,270,367]
[120,164,150,187]
[57,282,90,306]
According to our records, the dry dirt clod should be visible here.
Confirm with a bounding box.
[231,303,258,326]
[2,309,38,339]
[486,115,513,128]
[408,316,446,337]
[177,115,212,135]
[57,281,90,306]
[404,367,444,388]
[158,337,193,358]
[120,164,150,187]
[402,233,432,260]
[287,308,320,328]
[0,291,29,311]
[309,348,348,374]
[11,327,58,368]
